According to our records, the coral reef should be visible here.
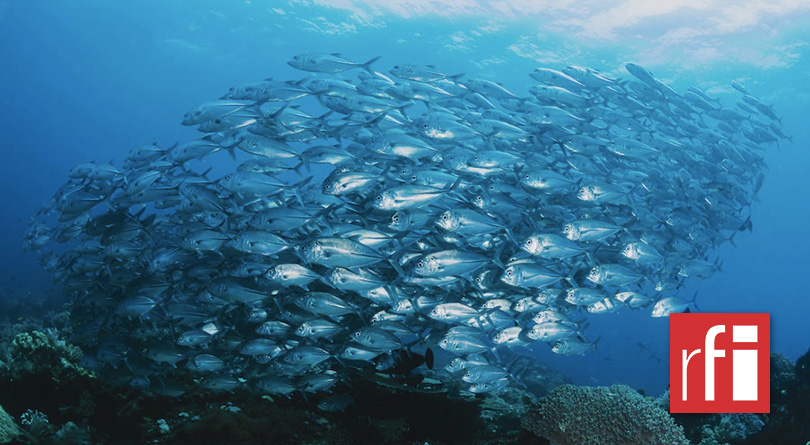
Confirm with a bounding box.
[743,350,810,444]
[695,414,765,445]
[1,311,809,444]
[9,329,88,382]
[0,319,543,444]
[20,409,53,438]
[521,384,690,445]
[674,351,810,445]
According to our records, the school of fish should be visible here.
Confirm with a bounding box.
[23,53,789,401]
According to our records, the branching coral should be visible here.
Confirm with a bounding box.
[20,409,52,439]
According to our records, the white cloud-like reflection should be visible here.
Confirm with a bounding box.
[306,0,810,69]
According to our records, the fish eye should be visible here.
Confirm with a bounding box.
[441,214,448,220]
[376,195,382,201]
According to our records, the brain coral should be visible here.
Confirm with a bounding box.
[521,384,689,445]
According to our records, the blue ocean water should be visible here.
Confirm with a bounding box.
[0,0,808,397]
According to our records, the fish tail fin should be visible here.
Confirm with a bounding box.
[571,323,590,343]
[292,159,309,177]
[592,335,602,352]
[367,110,390,127]
[332,354,347,368]
[503,227,521,249]
[316,110,335,135]
[387,250,407,278]
[290,176,313,206]
[267,103,289,125]
[317,109,333,123]
[449,73,465,84]
[316,274,338,290]
[565,267,580,288]
[315,202,343,220]
[491,241,507,270]
[490,346,502,363]
[397,102,414,119]
[742,215,753,232]
[690,292,700,312]
[727,230,738,247]
[424,348,434,370]
[362,56,381,73]
[298,390,310,404]
[480,129,500,146]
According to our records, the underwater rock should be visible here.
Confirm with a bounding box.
[521,384,689,445]
[476,386,539,437]
[53,421,92,444]
[0,405,21,444]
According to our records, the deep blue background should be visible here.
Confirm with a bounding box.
[1,0,808,394]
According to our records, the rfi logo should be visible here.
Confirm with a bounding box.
[670,313,770,413]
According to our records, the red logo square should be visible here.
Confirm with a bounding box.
[670,313,770,413]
